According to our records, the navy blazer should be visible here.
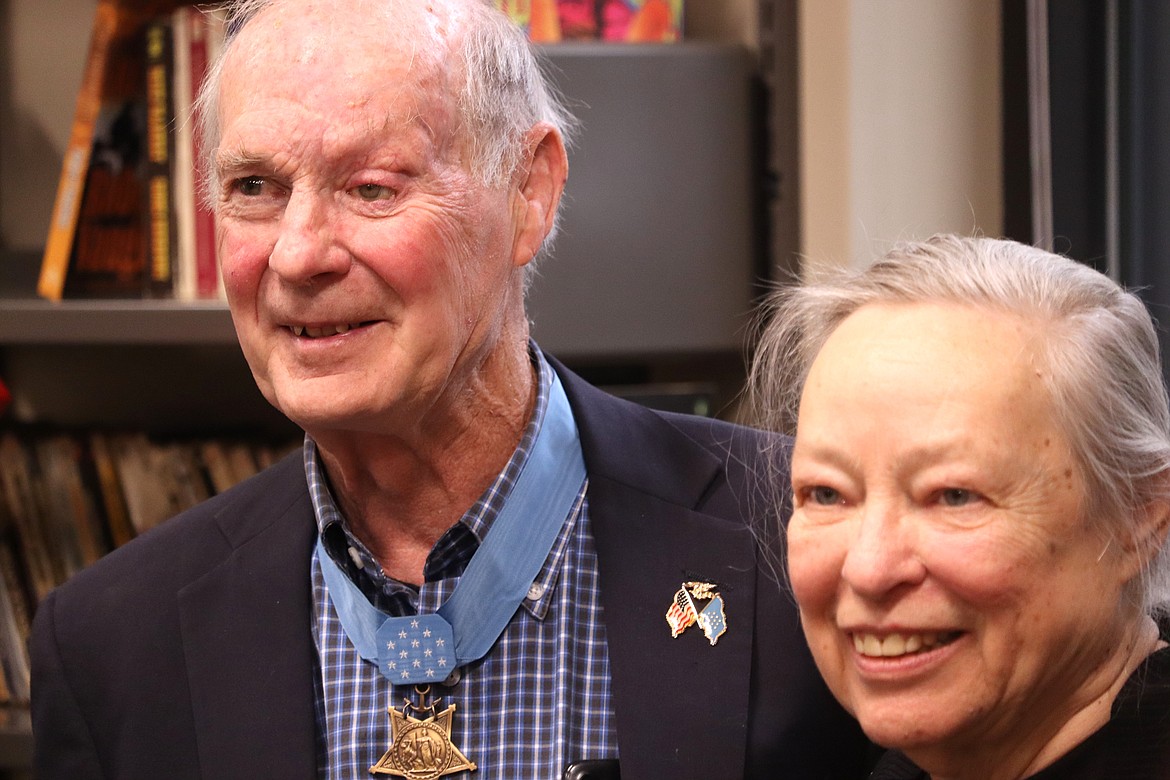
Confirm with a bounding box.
[30,360,869,779]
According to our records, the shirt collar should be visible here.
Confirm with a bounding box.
[304,342,557,602]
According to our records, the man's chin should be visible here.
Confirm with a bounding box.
[277,400,403,442]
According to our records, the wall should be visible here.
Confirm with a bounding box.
[799,0,1003,273]
[1,0,97,252]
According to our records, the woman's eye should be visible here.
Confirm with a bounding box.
[233,176,266,196]
[938,488,977,507]
[807,486,843,506]
[354,183,394,201]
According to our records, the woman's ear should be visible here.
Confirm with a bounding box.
[1118,495,1170,583]
[510,123,568,268]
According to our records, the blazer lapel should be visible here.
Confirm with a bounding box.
[590,477,757,779]
[554,360,757,779]
[177,462,320,779]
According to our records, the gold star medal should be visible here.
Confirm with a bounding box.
[370,687,477,778]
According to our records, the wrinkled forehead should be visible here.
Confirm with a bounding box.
[232,0,466,55]
[219,0,464,132]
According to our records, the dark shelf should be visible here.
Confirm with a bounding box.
[0,708,30,771]
[0,298,235,345]
[0,251,236,346]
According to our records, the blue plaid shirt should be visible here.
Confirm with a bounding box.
[307,348,617,778]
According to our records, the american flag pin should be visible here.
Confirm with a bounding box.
[665,581,727,646]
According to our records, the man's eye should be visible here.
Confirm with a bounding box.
[354,183,394,201]
[233,176,266,196]
[938,488,977,507]
[807,486,843,506]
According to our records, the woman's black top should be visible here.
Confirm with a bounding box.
[870,624,1170,779]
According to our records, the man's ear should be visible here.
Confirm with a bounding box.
[511,123,568,269]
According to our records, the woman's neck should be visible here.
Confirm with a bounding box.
[923,615,1161,780]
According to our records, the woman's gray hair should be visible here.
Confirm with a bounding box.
[194,0,576,270]
[748,234,1170,615]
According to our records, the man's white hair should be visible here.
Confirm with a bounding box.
[194,0,576,279]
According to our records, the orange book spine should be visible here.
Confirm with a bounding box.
[37,0,120,301]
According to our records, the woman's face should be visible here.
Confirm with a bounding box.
[788,301,1136,770]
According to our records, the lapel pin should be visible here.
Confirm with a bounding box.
[665,581,727,645]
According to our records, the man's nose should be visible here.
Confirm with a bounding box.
[268,190,350,283]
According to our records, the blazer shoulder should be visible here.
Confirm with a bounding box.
[657,408,787,464]
[550,353,790,516]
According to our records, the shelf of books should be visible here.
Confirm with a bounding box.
[0,426,301,717]
[35,0,228,304]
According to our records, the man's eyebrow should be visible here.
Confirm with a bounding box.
[215,148,269,178]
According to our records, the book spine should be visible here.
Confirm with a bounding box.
[0,541,31,702]
[88,433,136,549]
[37,0,120,301]
[67,13,152,299]
[145,16,176,298]
[189,7,220,299]
[206,7,230,300]
[0,435,58,605]
[32,438,86,581]
[171,7,196,301]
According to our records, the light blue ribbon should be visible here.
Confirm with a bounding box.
[316,372,586,685]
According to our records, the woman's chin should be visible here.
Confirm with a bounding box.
[848,686,977,758]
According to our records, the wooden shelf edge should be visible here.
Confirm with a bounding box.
[0,298,237,345]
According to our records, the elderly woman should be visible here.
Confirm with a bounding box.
[749,235,1170,779]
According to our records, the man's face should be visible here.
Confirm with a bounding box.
[213,0,527,439]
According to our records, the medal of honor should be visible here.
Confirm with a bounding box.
[371,687,476,779]
[318,373,586,779]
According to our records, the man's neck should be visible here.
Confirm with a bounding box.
[312,344,538,585]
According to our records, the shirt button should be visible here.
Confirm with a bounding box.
[443,668,462,686]
[526,581,546,601]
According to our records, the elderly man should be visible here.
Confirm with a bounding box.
[30,0,868,778]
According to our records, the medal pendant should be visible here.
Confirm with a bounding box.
[370,687,476,778]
